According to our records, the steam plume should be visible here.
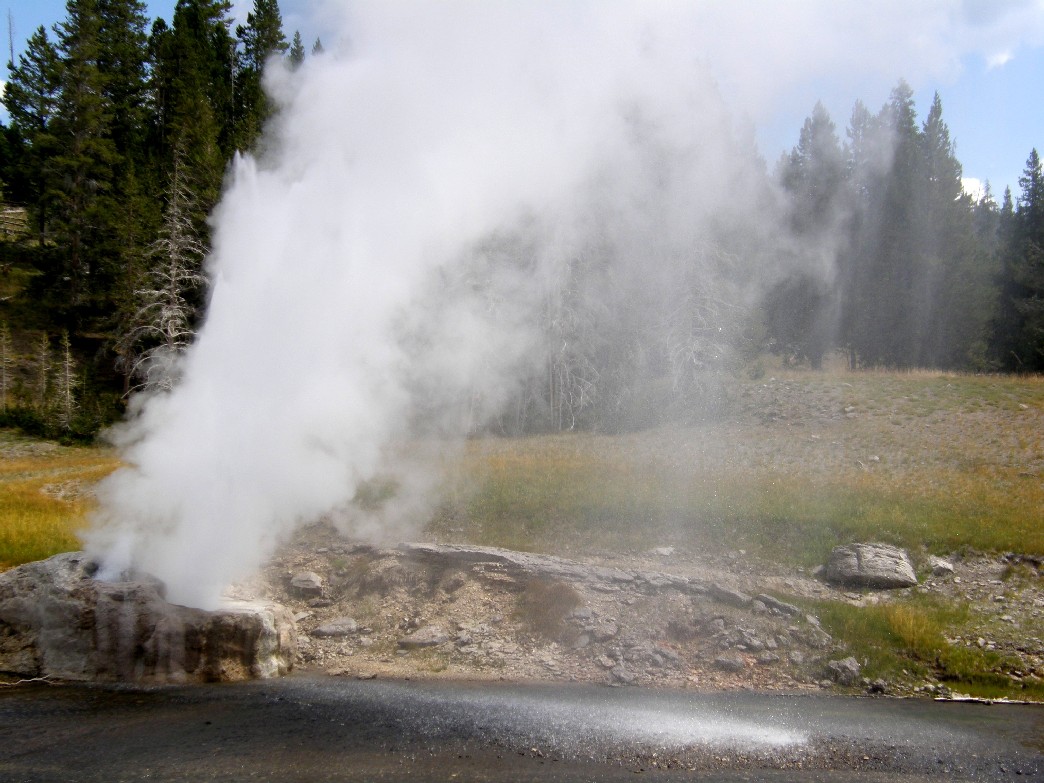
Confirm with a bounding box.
[92,1,1026,607]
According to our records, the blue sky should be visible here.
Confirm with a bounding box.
[4,0,1043,197]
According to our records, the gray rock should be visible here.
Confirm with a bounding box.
[311,617,359,637]
[928,556,955,577]
[708,583,753,608]
[290,571,324,597]
[0,552,296,683]
[825,543,917,589]
[756,652,781,665]
[755,594,802,616]
[788,650,805,666]
[714,653,747,673]
[398,625,449,649]
[592,621,619,642]
[610,664,637,684]
[827,656,862,686]
[569,606,595,621]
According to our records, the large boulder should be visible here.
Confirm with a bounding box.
[825,543,917,589]
[0,552,296,683]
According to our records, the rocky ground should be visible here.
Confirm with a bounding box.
[229,522,1043,698]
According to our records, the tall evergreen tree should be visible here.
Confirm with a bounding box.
[47,0,120,327]
[768,102,846,367]
[235,0,287,149]
[287,30,305,69]
[992,149,1044,371]
[916,94,994,368]
[2,26,61,241]
[149,0,236,221]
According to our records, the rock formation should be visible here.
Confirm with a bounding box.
[825,543,917,589]
[0,552,296,683]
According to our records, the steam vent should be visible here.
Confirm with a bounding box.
[0,552,296,683]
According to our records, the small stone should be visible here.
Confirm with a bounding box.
[650,546,676,557]
[827,656,861,686]
[611,665,637,684]
[593,621,619,642]
[312,617,359,637]
[597,655,615,669]
[709,584,752,608]
[290,571,323,597]
[756,652,781,665]
[928,556,955,577]
[572,633,591,650]
[714,654,746,673]
[788,650,805,666]
[755,594,802,616]
[398,625,449,649]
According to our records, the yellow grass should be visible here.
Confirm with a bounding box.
[431,371,1044,562]
[0,436,120,568]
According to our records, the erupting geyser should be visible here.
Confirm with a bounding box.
[84,3,777,608]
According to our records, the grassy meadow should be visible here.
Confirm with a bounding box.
[1,369,1041,570]
[431,369,1044,567]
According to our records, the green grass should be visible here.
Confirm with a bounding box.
[813,596,1044,701]
[431,444,1043,566]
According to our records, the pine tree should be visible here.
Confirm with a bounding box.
[768,102,845,367]
[149,0,236,214]
[2,26,61,241]
[992,149,1044,370]
[311,37,323,56]
[839,98,890,367]
[96,0,150,166]
[916,93,993,368]
[287,30,305,68]
[235,0,287,149]
[48,0,120,327]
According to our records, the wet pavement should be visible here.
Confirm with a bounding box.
[1,675,1041,781]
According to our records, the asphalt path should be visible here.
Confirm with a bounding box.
[1,675,1041,782]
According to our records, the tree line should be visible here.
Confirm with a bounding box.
[0,0,1041,440]
[0,0,311,437]
[767,84,1043,375]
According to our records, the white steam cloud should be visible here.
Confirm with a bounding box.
[86,2,775,608]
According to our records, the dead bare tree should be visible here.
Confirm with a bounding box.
[0,321,12,410]
[53,330,77,430]
[33,332,50,409]
[117,144,207,394]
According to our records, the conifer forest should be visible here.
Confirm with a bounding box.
[0,0,1041,440]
